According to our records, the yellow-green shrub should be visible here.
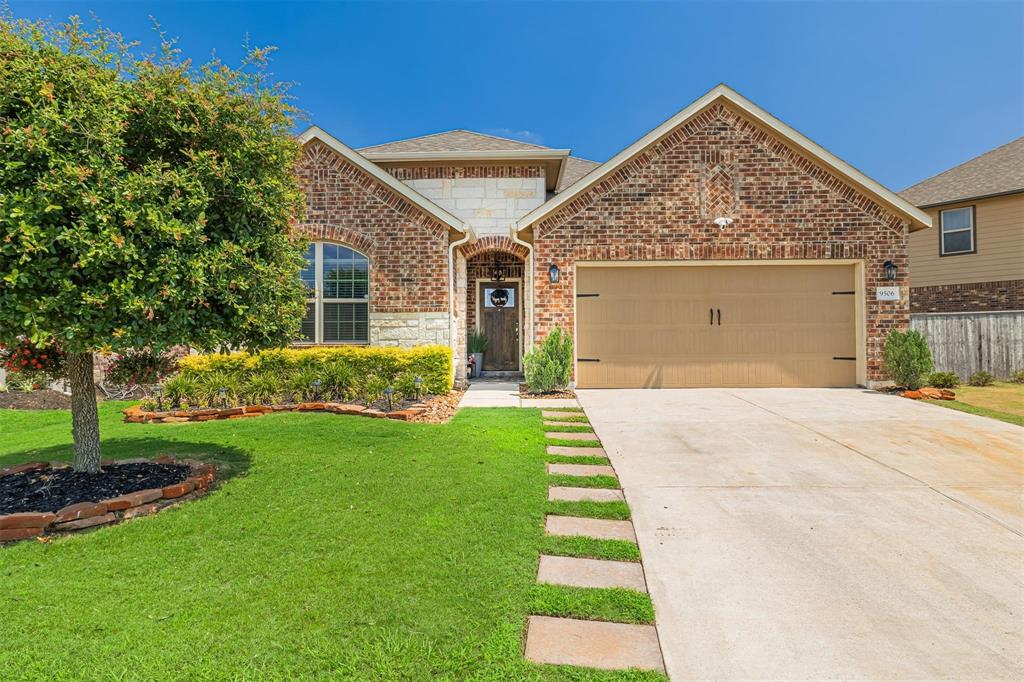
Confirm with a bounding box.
[175,345,452,406]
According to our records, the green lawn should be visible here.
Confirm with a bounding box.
[926,381,1024,427]
[0,403,662,681]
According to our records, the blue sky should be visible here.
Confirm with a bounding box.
[9,1,1024,190]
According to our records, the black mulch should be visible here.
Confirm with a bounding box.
[0,463,190,515]
[0,390,72,410]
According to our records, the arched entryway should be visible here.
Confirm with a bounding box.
[457,236,531,381]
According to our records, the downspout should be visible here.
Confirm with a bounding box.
[509,225,535,358]
[448,228,473,384]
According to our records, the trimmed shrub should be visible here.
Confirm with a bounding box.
[174,345,453,406]
[1010,370,1024,384]
[967,371,995,387]
[524,328,574,393]
[104,349,179,387]
[883,330,933,390]
[927,372,960,389]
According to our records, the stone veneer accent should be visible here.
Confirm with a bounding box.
[397,168,545,238]
[530,102,911,383]
[369,312,450,347]
[910,279,1024,313]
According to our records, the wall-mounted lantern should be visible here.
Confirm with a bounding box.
[548,263,561,284]
[490,254,506,282]
[883,260,898,281]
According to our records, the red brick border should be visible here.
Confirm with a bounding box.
[122,402,427,423]
[0,458,216,545]
[910,279,1024,313]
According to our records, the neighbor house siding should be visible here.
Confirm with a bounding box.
[294,140,452,347]
[528,102,910,383]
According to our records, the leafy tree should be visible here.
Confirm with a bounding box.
[0,16,308,472]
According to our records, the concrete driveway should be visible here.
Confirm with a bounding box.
[577,388,1023,680]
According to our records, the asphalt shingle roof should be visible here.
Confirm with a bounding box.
[900,136,1024,207]
[358,130,549,154]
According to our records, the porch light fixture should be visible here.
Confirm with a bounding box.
[713,216,734,229]
[490,254,505,282]
[883,260,898,281]
[548,263,561,284]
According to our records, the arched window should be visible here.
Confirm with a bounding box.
[297,242,370,344]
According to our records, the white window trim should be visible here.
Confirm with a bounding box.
[939,206,975,256]
[300,242,370,345]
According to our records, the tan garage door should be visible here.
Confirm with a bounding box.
[576,264,857,388]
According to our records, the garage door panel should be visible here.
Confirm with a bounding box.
[577,264,857,388]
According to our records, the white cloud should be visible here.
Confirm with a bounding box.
[486,128,544,145]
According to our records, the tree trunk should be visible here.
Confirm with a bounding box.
[68,352,102,473]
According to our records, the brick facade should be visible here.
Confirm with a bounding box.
[911,279,1024,313]
[294,140,451,316]
[530,102,911,383]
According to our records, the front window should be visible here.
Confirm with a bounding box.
[940,207,975,256]
[297,243,370,344]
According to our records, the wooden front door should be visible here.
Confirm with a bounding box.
[479,281,520,371]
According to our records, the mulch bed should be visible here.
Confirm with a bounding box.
[519,384,577,400]
[0,389,72,411]
[0,462,190,515]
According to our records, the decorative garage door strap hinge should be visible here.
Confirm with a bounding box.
[577,358,601,362]
[831,290,855,295]
[576,293,600,298]
[832,356,857,361]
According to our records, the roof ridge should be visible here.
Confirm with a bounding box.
[357,129,469,151]
[358,128,554,153]
[902,135,1024,193]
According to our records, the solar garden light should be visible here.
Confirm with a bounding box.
[311,379,322,401]
[218,386,228,409]
[383,387,394,412]
[152,384,164,411]
[414,376,423,400]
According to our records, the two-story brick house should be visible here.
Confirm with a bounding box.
[293,85,931,388]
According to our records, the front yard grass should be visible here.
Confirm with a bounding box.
[0,403,662,681]
[927,381,1024,427]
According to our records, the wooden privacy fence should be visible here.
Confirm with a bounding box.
[911,311,1024,379]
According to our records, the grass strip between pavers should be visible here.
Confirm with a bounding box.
[543,424,596,433]
[545,438,604,449]
[530,584,655,625]
[545,454,611,466]
[541,407,584,413]
[547,500,631,521]
[548,474,620,489]
[543,415,591,424]
[540,535,641,562]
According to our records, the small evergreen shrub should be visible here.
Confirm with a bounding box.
[467,330,489,354]
[1010,370,1024,384]
[927,372,960,388]
[524,327,573,393]
[883,330,933,390]
[967,371,995,387]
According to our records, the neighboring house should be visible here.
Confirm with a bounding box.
[293,84,931,389]
[900,137,1024,377]
[901,137,1024,313]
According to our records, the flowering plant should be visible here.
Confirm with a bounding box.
[0,339,66,385]
[104,349,179,388]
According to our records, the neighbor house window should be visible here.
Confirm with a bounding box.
[940,207,975,256]
[297,242,369,344]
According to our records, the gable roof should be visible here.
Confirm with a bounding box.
[900,136,1024,208]
[296,126,468,234]
[358,129,549,154]
[515,84,932,232]
[558,156,602,192]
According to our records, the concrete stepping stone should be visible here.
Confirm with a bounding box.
[543,420,593,428]
[538,555,647,591]
[546,431,599,441]
[542,410,586,420]
[546,515,636,542]
[548,486,624,503]
[525,615,665,672]
[547,463,616,477]
[547,445,607,458]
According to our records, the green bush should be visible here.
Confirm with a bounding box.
[467,330,489,354]
[967,371,995,387]
[927,371,960,388]
[883,330,933,390]
[1010,370,1024,384]
[172,345,453,406]
[524,328,574,393]
[162,375,198,408]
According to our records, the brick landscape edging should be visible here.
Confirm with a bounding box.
[122,401,428,424]
[0,457,216,544]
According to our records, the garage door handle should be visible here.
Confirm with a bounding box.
[709,308,714,325]
[717,308,721,326]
